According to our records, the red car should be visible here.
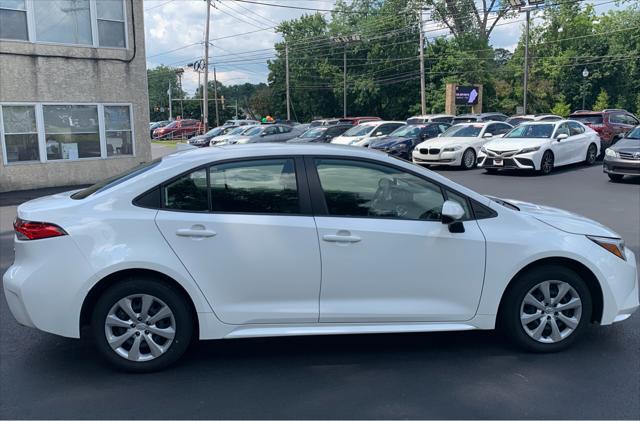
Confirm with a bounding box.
[569,109,639,148]
[152,119,204,139]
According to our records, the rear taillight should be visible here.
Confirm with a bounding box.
[13,218,68,240]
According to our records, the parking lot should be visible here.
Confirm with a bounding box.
[1,163,638,419]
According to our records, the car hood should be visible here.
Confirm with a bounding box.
[288,136,320,143]
[369,136,412,149]
[416,136,477,148]
[494,197,621,238]
[189,135,208,142]
[483,137,549,151]
[611,138,640,151]
[332,135,362,145]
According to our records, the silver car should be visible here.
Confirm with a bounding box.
[230,124,306,144]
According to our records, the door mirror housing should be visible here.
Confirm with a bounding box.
[556,133,569,141]
[483,132,493,138]
[441,200,465,224]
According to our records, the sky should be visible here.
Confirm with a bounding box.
[143,0,622,95]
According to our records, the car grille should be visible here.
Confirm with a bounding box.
[486,149,519,158]
[418,148,441,154]
[619,151,640,160]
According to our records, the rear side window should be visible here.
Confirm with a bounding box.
[164,169,208,211]
[72,160,160,199]
[570,114,603,124]
[209,159,299,214]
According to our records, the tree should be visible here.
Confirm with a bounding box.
[550,94,571,117]
[593,89,610,111]
[147,65,185,122]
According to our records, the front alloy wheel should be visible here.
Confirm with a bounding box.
[540,151,554,175]
[461,148,476,170]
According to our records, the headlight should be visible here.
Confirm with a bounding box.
[389,143,408,151]
[442,146,462,152]
[518,146,540,154]
[587,235,626,260]
[605,148,618,158]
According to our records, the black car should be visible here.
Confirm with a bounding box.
[288,125,351,143]
[368,123,450,160]
[603,125,640,182]
[188,126,235,147]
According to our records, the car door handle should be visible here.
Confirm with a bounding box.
[176,227,217,238]
[322,234,361,243]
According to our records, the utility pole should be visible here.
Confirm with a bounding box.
[235,86,239,119]
[203,0,211,131]
[213,66,220,127]
[523,8,530,115]
[343,46,347,118]
[418,14,426,116]
[168,81,172,120]
[285,42,291,120]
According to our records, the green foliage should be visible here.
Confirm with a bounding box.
[593,89,610,111]
[550,94,571,117]
[147,65,185,122]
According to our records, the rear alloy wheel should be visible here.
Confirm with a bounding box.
[461,148,476,170]
[585,144,597,165]
[91,278,194,372]
[608,173,624,182]
[539,151,554,175]
[501,265,592,352]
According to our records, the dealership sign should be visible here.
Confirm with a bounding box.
[455,86,480,105]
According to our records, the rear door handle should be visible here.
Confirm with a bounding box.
[176,227,217,238]
[322,234,361,243]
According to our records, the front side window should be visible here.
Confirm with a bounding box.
[43,105,100,160]
[555,123,570,137]
[164,168,208,211]
[0,0,28,40]
[1,105,39,163]
[35,0,93,45]
[314,159,445,221]
[210,159,299,214]
[97,0,125,47]
[104,105,132,156]
[568,122,585,136]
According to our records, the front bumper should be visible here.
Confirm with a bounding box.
[603,156,640,176]
[477,150,538,170]
[412,150,462,166]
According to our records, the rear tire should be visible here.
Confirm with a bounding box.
[608,173,624,182]
[500,265,592,353]
[585,143,597,165]
[90,276,194,372]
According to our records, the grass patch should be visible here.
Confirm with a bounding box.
[151,140,187,148]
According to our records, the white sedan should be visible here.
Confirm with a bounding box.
[477,120,600,174]
[331,121,405,147]
[412,122,513,169]
[4,144,637,371]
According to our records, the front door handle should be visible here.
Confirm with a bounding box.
[322,233,361,243]
[176,226,217,238]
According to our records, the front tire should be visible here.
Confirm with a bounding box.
[539,150,554,175]
[585,143,597,165]
[90,277,194,372]
[500,265,592,352]
[461,148,476,170]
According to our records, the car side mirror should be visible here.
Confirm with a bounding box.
[441,200,465,233]
[556,133,568,141]
[483,132,493,138]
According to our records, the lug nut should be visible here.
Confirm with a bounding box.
[145,330,149,334]
[135,332,140,336]
[130,323,135,328]
[137,317,143,322]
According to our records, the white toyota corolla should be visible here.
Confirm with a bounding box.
[3,144,637,372]
[477,120,600,174]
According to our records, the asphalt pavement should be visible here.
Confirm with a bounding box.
[0,162,638,419]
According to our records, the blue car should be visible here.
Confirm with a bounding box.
[368,122,450,160]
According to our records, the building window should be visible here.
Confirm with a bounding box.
[1,105,39,163]
[43,105,101,160]
[104,105,132,156]
[0,0,127,49]
[0,0,28,41]
[97,0,125,47]
[34,0,93,45]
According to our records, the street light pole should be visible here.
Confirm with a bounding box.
[203,0,211,131]
[582,67,589,109]
[285,42,291,120]
[523,8,530,115]
[343,46,347,118]
[419,13,426,116]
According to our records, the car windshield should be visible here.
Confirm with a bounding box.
[244,127,263,136]
[164,121,178,128]
[504,124,555,139]
[343,125,375,137]
[570,114,603,124]
[227,127,246,135]
[452,117,476,124]
[506,117,533,126]
[625,127,640,139]
[441,125,483,137]
[390,125,422,137]
[300,128,327,138]
[205,127,224,136]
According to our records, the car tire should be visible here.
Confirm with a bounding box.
[90,276,194,372]
[608,173,624,182]
[539,150,554,175]
[461,148,476,170]
[500,265,592,353]
[585,143,597,165]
